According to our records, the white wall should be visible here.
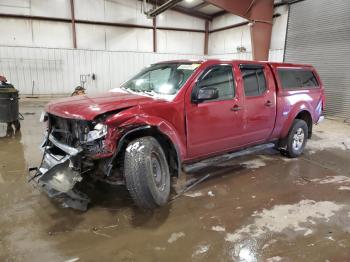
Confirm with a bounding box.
[157,30,204,54]
[209,25,252,53]
[270,6,289,50]
[0,1,290,95]
[0,0,71,17]
[0,18,32,46]
[0,0,205,54]
[210,13,247,31]
[157,10,205,30]
[0,0,206,95]
[208,49,284,62]
[0,1,288,56]
[0,46,204,95]
[0,46,283,96]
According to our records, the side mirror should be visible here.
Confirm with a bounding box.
[193,87,219,103]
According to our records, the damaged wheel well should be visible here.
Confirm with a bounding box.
[116,126,180,177]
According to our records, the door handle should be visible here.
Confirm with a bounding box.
[231,105,242,111]
[265,100,273,107]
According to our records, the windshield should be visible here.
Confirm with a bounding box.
[117,63,200,100]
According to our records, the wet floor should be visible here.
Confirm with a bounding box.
[1,100,350,262]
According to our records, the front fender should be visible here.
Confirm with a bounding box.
[105,107,186,161]
[120,116,185,161]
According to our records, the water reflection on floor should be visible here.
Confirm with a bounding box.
[1,100,350,261]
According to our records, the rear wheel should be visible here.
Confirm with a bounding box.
[124,136,170,209]
[280,119,308,158]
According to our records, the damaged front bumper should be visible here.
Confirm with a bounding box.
[30,133,90,211]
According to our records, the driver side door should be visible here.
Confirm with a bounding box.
[185,64,245,160]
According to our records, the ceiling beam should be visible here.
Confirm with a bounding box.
[140,0,212,20]
[211,10,226,18]
[145,0,182,17]
[191,2,210,10]
[211,1,297,18]
[204,0,253,17]
[172,5,212,20]
[210,13,280,33]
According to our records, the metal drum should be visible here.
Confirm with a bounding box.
[0,87,19,123]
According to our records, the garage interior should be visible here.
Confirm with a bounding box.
[0,0,350,261]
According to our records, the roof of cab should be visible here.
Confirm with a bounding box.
[153,59,313,68]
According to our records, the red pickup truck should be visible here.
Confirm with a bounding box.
[35,60,325,210]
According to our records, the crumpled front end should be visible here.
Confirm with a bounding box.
[31,113,115,211]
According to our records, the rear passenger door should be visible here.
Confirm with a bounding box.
[239,63,276,143]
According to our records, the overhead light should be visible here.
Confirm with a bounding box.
[185,0,194,2]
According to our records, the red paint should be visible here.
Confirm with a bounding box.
[45,60,325,163]
[46,92,155,120]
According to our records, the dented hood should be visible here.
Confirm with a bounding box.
[46,91,155,120]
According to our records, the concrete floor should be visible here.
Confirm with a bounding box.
[1,100,350,262]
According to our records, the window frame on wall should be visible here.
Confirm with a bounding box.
[277,68,320,90]
[193,64,236,102]
[239,64,267,97]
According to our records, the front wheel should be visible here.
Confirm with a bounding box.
[124,136,170,209]
[281,119,308,158]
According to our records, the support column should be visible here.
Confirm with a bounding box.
[250,21,273,61]
[70,0,77,49]
[153,17,157,52]
[204,20,209,55]
[249,0,274,61]
[205,0,274,60]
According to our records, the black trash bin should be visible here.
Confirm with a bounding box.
[0,86,20,129]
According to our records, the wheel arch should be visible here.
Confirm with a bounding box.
[116,125,181,177]
[280,106,314,139]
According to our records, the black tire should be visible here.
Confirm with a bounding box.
[124,136,170,209]
[282,119,308,158]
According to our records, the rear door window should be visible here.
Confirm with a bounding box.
[278,69,319,89]
[240,65,267,97]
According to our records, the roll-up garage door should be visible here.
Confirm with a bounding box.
[284,0,350,118]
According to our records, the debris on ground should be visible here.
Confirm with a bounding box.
[168,232,185,243]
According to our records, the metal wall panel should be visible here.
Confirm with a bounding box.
[157,9,205,30]
[0,46,204,95]
[157,31,205,54]
[209,26,252,54]
[209,49,284,62]
[210,13,246,31]
[284,0,350,118]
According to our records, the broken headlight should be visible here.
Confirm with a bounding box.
[86,123,107,142]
